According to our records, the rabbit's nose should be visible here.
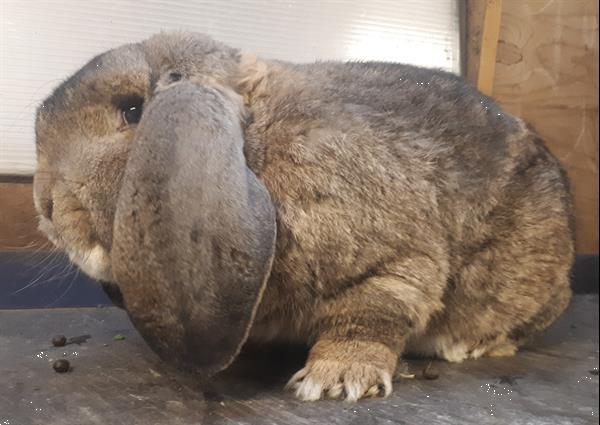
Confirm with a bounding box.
[33,167,56,220]
[42,197,54,220]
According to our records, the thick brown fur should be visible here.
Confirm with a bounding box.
[34,32,574,401]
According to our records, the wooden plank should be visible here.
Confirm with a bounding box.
[465,0,487,84]
[0,296,597,424]
[476,0,503,95]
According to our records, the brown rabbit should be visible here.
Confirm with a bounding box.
[33,32,574,401]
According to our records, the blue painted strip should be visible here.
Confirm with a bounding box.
[0,251,597,309]
[0,251,111,308]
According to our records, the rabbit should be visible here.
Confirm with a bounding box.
[33,32,574,402]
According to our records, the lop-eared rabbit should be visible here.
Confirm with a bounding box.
[34,33,574,401]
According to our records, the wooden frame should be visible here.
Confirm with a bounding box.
[476,0,503,96]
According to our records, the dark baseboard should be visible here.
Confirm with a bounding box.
[0,175,34,183]
[571,253,599,295]
[0,251,597,309]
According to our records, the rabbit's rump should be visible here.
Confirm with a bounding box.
[404,147,573,362]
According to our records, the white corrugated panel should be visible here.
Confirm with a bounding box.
[0,0,460,175]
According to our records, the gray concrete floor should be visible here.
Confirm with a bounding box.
[0,295,598,425]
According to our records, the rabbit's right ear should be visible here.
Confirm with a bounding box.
[111,82,276,376]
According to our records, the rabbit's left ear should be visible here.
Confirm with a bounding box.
[111,82,276,376]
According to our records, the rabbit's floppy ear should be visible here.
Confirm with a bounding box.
[112,82,276,376]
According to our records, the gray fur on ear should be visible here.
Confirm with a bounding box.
[112,81,276,376]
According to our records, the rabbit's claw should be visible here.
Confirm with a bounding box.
[285,340,395,402]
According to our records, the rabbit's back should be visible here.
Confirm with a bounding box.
[245,59,570,256]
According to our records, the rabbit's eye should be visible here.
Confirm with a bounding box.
[122,104,143,125]
[117,95,144,127]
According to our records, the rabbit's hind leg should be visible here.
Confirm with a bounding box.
[404,263,571,364]
[404,138,574,366]
[404,240,572,364]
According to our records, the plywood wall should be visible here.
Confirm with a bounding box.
[0,181,47,251]
[468,0,599,253]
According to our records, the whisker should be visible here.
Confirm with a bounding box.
[18,253,58,289]
[12,248,68,295]
[23,240,55,256]
[46,268,80,307]
[49,257,78,281]
[0,241,44,251]
[11,255,65,295]
[27,247,61,272]
[37,267,79,285]
[31,259,76,288]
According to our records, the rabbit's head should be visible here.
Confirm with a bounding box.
[33,33,276,375]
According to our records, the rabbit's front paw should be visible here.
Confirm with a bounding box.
[285,340,395,402]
